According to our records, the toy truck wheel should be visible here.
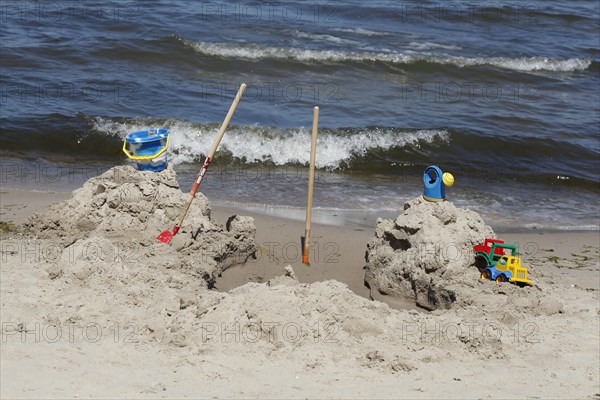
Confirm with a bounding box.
[474,256,488,270]
[495,274,507,283]
[481,270,491,280]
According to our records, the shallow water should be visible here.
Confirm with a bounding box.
[1,1,598,230]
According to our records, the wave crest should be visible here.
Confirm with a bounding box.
[179,38,592,72]
[91,116,448,169]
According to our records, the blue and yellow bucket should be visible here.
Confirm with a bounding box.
[122,128,170,172]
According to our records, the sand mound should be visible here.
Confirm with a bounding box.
[365,196,495,310]
[27,165,209,242]
[27,165,257,288]
[156,270,512,369]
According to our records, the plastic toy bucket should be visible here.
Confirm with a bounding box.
[122,128,170,172]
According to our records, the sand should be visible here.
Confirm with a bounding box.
[1,168,599,399]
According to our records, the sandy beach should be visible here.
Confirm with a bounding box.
[1,171,599,399]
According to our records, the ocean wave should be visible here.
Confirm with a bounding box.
[407,41,462,51]
[292,30,361,46]
[521,223,600,232]
[330,27,392,37]
[91,116,448,169]
[179,38,592,72]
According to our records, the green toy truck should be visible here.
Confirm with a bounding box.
[474,238,517,267]
[474,238,533,287]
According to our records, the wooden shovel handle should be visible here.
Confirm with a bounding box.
[207,83,247,160]
[175,83,247,229]
[303,106,319,262]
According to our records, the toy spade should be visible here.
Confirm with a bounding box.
[157,83,247,244]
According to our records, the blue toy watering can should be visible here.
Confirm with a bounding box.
[423,165,454,202]
[122,128,170,172]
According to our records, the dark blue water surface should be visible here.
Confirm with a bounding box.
[1,1,599,230]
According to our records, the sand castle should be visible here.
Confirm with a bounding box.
[26,165,258,287]
[365,196,494,310]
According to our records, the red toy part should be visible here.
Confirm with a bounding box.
[473,238,505,255]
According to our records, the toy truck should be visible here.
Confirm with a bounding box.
[481,255,532,287]
[473,238,506,263]
[474,239,517,267]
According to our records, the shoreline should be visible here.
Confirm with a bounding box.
[1,187,598,233]
[0,155,597,233]
[2,188,598,295]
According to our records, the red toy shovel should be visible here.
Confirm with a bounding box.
[157,83,247,244]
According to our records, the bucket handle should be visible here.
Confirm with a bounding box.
[122,134,171,161]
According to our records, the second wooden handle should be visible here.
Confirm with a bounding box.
[304,106,319,261]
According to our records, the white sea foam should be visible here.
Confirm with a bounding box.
[330,27,392,37]
[180,38,592,72]
[407,41,462,51]
[92,117,448,169]
[292,30,361,46]
[520,223,599,231]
